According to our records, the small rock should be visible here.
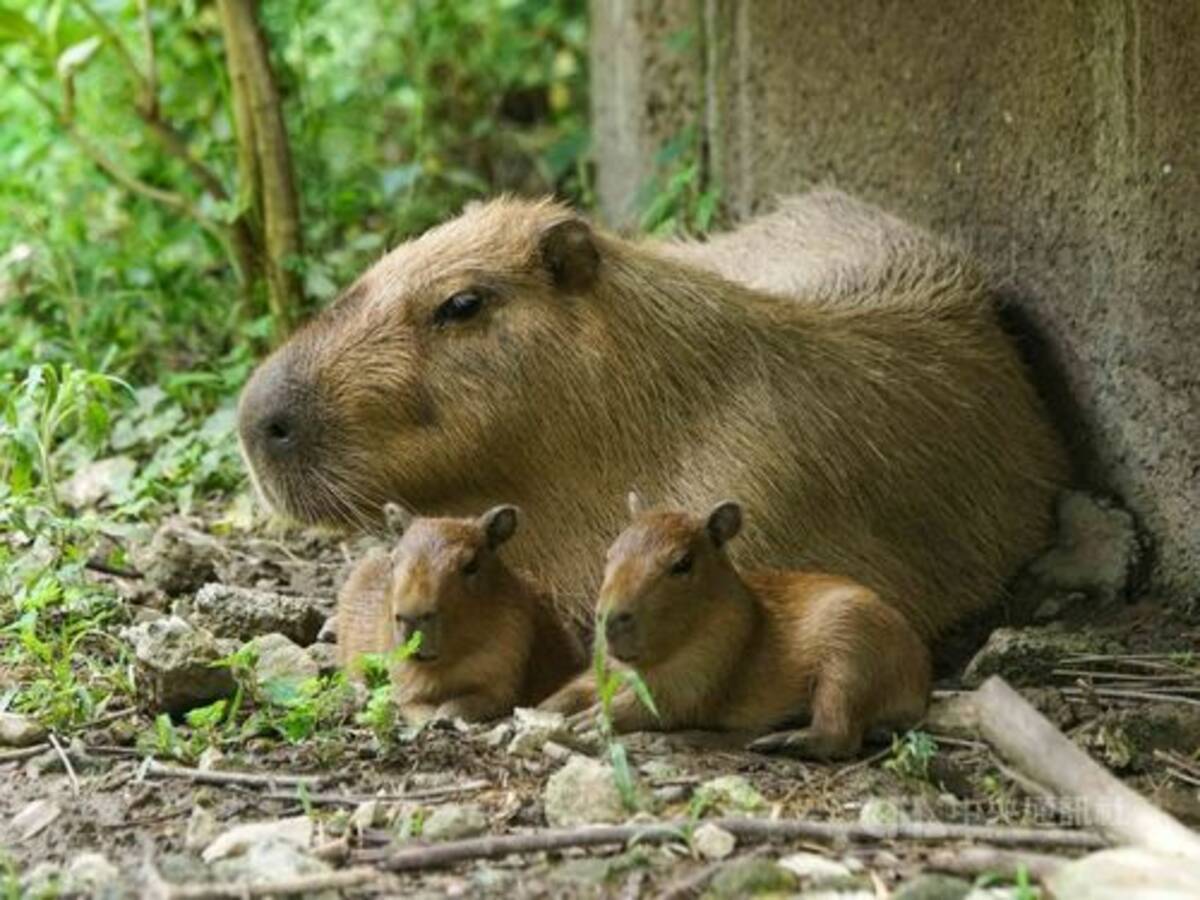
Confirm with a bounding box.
[483,721,515,747]
[0,711,47,747]
[185,806,219,852]
[777,851,852,882]
[962,625,1117,688]
[1048,846,1200,899]
[251,633,319,687]
[122,616,235,714]
[858,797,911,827]
[691,822,736,860]
[62,852,124,898]
[507,707,570,757]
[893,873,973,900]
[317,614,338,643]
[210,837,332,894]
[543,755,629,826]
[154,853,210,885]
[9,798,61,842]
[693,774,767,816]
[19,862,62,896]
[60,455,137,509]
[707,858,797,897]
[550,849,650,886]
[422,803,488,841]
[351,800,382,831]
[194,583,330,646]
[1029,491,1140,604]
[306,641,339,676]
[202,815,314,863]
[131,516,222,596]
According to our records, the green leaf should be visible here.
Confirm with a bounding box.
[0,8,42,47]
[56,35,102,80]
[619,670,659,720]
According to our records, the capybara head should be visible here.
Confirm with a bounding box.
[600,493,744,664]
[385,503,520,663]
[237,197,602,529]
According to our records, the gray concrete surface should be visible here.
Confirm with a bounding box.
[591,0,1199,598]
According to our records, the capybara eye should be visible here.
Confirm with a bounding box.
[433,290,485,327]
[462,554,480,576]
[670,552,694,576]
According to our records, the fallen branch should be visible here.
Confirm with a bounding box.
[975,676,1200,859]
[146,864,381,899]
[0,744,50,765]
[141,759,325,789]
[356,816,1105,872]
[926,845,1069,881]
[258,778,491,807]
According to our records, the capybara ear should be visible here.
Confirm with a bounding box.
[383,502,414,537]
[480,505,520,549]
[705,501,743,548]
[538,217,599,292]
[627,490,646,519]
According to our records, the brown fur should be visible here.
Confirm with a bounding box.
[238,189,1068,642]
[337,508,585,723]
[541,501,931,758]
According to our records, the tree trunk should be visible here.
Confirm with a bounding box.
[216,0,302,336]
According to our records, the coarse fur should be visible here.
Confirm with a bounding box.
[541,499,931,758]
[238,189,1068,641]
[336,506,585,723]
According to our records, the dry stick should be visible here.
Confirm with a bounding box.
[357,817,1105,873]
[926,845,1069,881]
[974,676,1200,860]
[142,759,325,789]
[0,743,50,765]
[1059,686,1200,708]
[257,777,492,807]
[48,733,81,796]
[147,865,381,900]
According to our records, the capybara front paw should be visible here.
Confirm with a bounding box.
[748,727,859,760]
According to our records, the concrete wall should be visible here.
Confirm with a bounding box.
[592,0,1200,598]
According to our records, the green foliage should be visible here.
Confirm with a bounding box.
[884,729,939,782]
[355,630,424,744]
[638,125,720,237]
[590,611,658,809]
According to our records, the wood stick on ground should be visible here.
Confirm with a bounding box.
[146,864,381,899]
[974,675,1200,859]
[356,817,1105,872]
[48,733,80,796]
[142,759,326,789]
[257,777,492,806]
[926,845,1069,881]
[0,743,50,765]
[1060,686,1200,708]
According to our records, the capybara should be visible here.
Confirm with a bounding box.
[541,495,931,758]
[337,503,585,723]
[237,189,1067,641]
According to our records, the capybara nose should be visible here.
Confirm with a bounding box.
[261,411,295,451]
[238,354,310,460]
[605,611,634,641]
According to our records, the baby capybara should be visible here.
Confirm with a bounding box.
[542,495,930,759]
[338,504,585,723]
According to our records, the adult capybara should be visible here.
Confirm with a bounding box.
[238,189,1067,640]
[541,494,930,759]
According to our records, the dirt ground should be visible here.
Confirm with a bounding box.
[2,512,1198,898]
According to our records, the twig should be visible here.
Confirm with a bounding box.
[975,676,1200,859]
[926,845,1069,881]
[142,759,326,789]
[1060,687,1200,709]
[71,707,138,732]
[147,865,381,899]
[356,817,1105,872]
[257,778,491,806]
[84,558,144,579]
[1052,667,1196,684]
[0,744,50,765]
[825,745,891,783]
[49,733,81,796]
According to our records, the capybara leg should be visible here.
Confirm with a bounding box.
[539,672,598,716]
[399,702,439,726]
[749,725,862,760]
[435,692,511,723]
[750,667,867,759]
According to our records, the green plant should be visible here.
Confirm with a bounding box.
[883,729,939,782]
[589,611,659,809]
[975,863,1037,899]
[355,630,424,744]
